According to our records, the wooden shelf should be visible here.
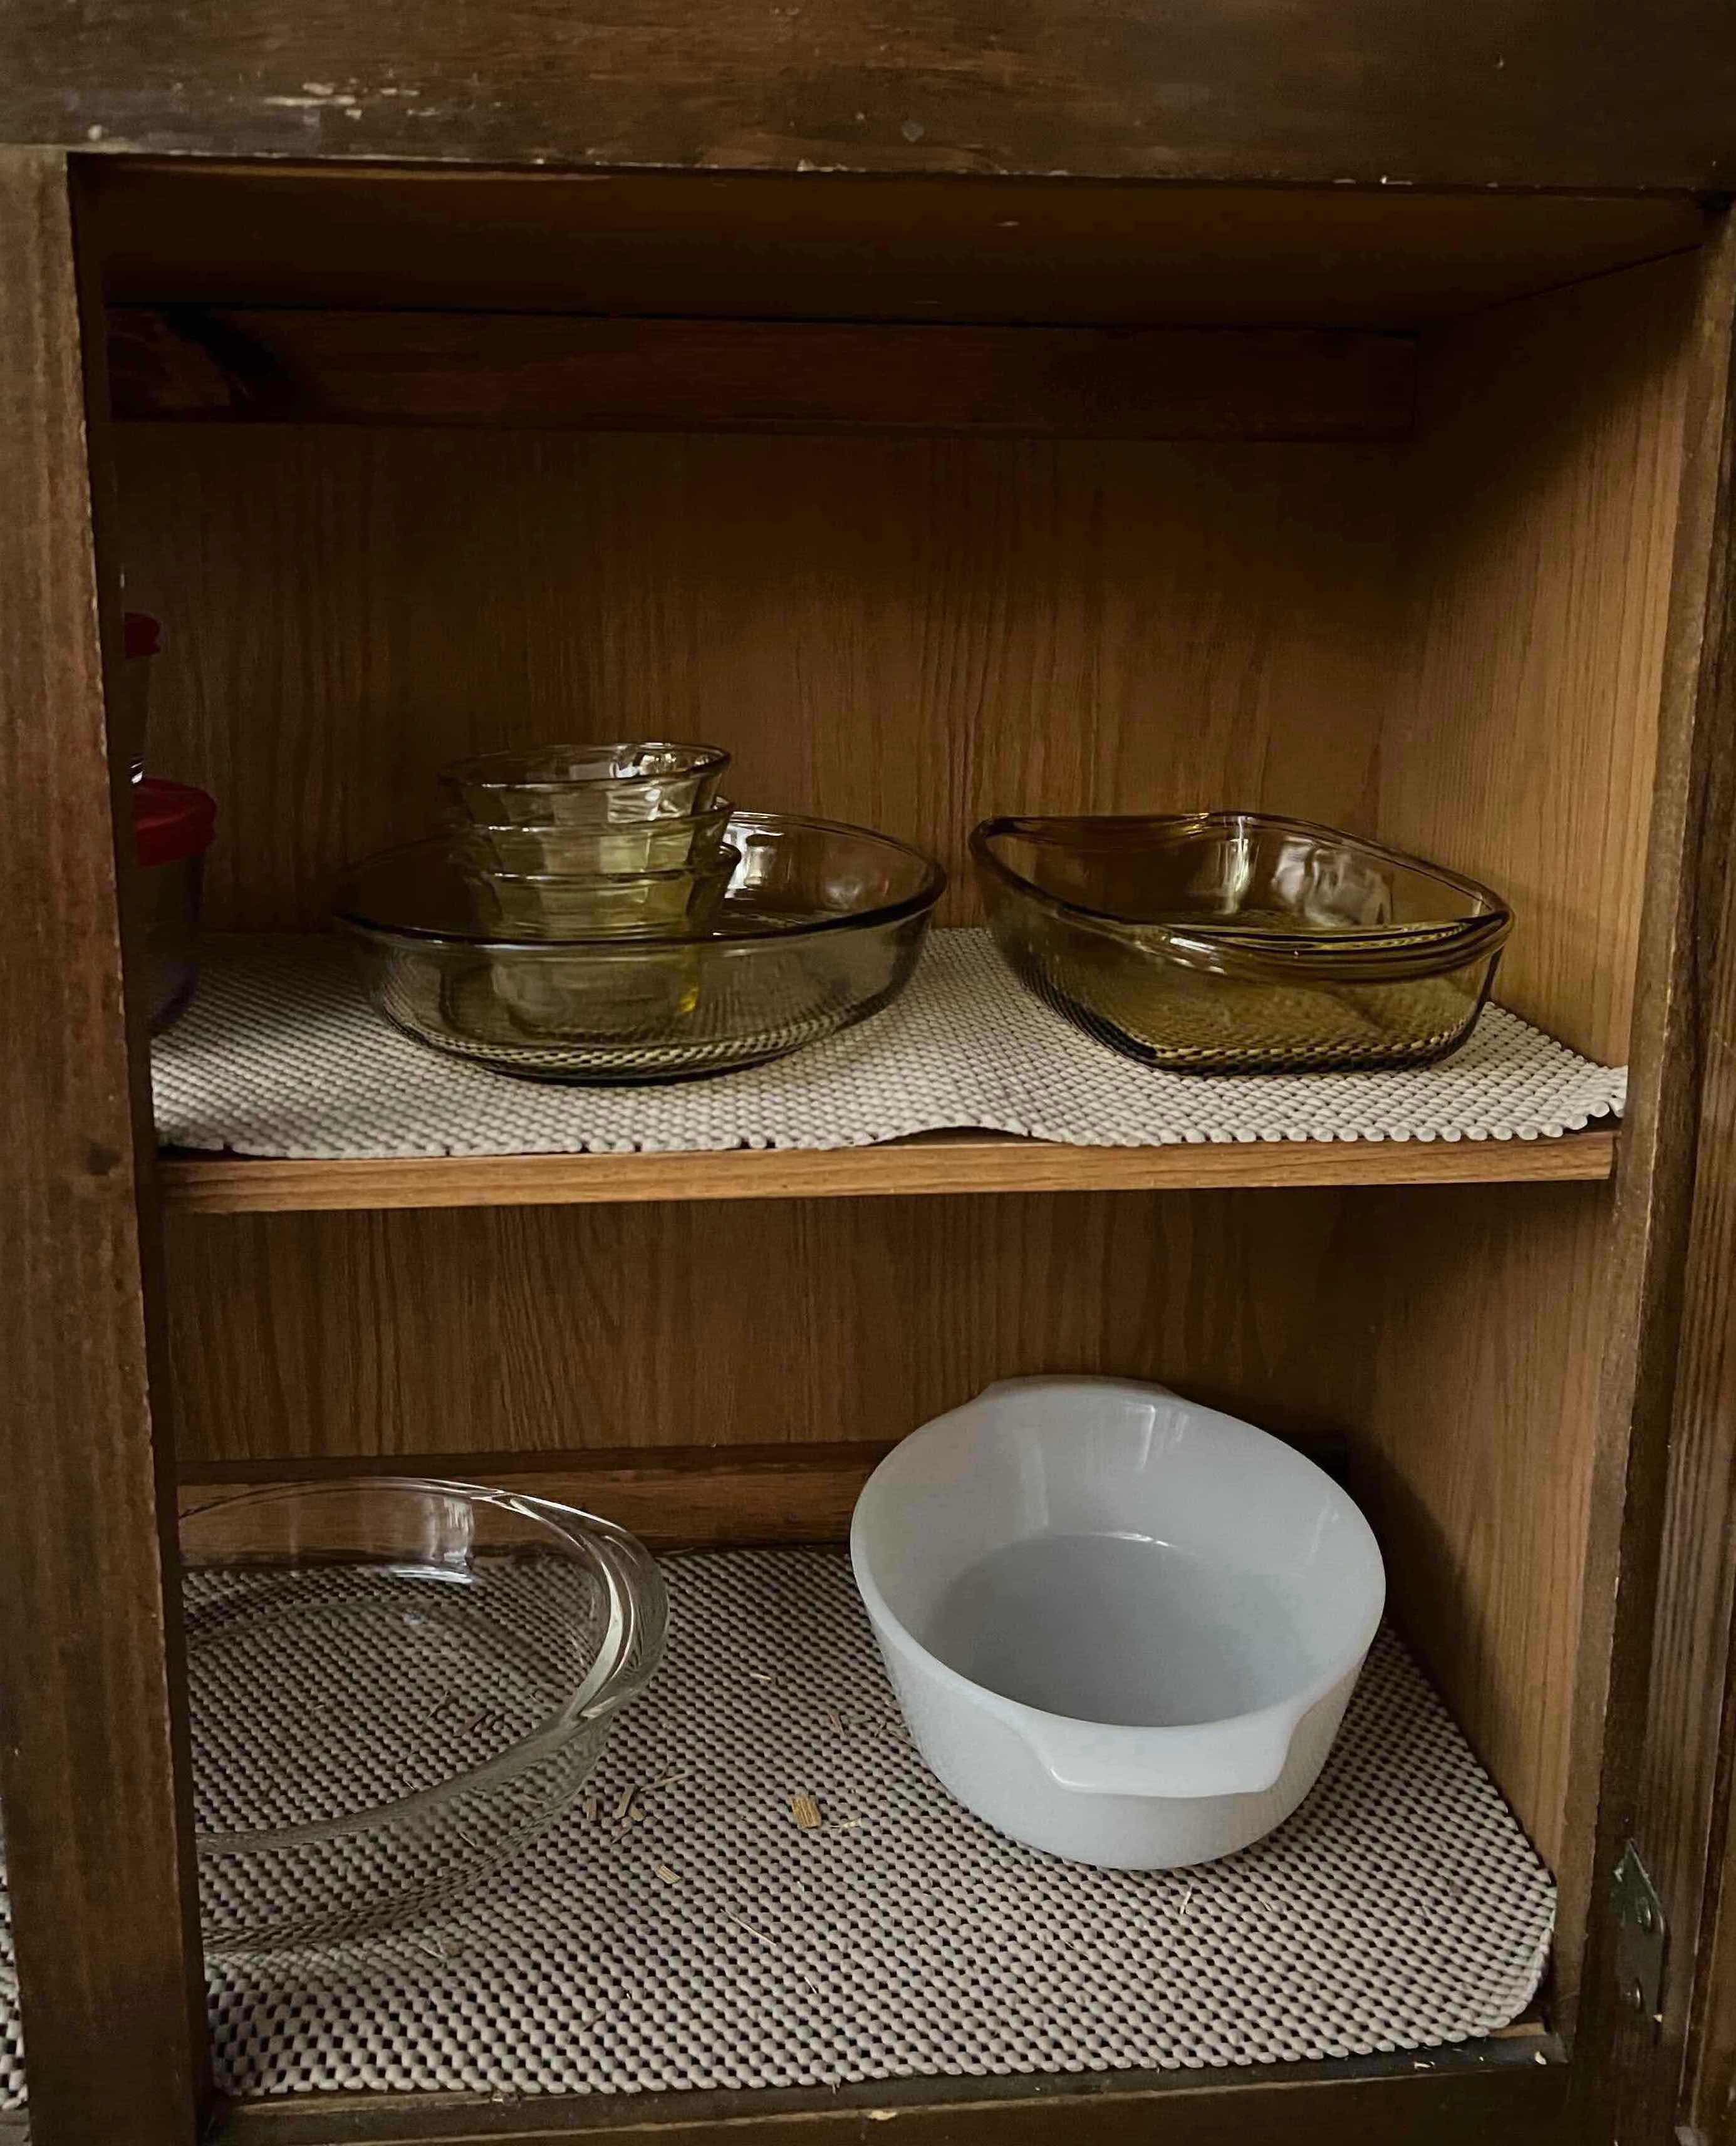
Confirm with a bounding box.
[159,1125,1617,1214]
[204,2041,1566,2146]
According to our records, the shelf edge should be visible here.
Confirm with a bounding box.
[157,1127,1618,1215]
[201,2029,1566,2143]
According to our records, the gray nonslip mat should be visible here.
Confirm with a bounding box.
[0,1548,1554,2108]
[153,930,1626,1158]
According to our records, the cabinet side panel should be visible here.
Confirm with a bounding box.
[1381,254,1697,1064]
[0,148,207,2143]
[1345,259,1703,1971]
[1581,217,1736,2142]
[1326,1183,1611,1925]
[1357,242,1734,2052]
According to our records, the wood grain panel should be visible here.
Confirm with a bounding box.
[0,148,207,2144]
[115,426,1398,933]
[1582,217,1736,2145]
[11,4,1736,187]
[81,165,1708,329]
[158,1127,1617,1214]
[208,2036,1566,2145]
[1347,237,1736,2068]
[177,1442,887,1549]
[1381,254,1698,1064]
[1660,781,1736,2136]
[1324,1181,1613,1888]
[162,1188,1356,1465]
[1309,254,1707,2014]
[107,309,1416,440]
[1693,1755,1736,2145]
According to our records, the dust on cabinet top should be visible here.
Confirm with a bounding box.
[5,0,1735,191]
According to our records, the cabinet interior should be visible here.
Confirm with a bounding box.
[86,160,1713,2041]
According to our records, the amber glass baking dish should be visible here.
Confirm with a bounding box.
[971,812,1514,1074]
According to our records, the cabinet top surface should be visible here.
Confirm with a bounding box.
[6,1,1736,190]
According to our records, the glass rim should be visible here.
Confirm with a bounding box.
[440,740,730,794]
[971,809,1513,953]
[180,1476,665,1854]
[455,801,737,841]
[458,843,741,894]
[336,817,947,950]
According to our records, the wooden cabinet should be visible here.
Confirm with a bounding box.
[5,31,1736,2142]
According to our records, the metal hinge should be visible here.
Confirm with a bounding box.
[1613,1841,1668,2031]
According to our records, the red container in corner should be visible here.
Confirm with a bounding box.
[133,777,216,1032]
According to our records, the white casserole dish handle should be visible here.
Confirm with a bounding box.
[1012,1703,1306,1801]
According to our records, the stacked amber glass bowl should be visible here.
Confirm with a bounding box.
[443,741,737,939]
[336,740,946,1082]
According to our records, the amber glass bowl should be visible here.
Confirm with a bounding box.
[440,741,729,827]
[450,802,735,878]
[460,846,739,940]
[971,812,1513,1074]
[336,813,944,1083]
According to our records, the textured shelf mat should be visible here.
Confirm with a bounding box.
[153,930,1626,1158]
[0,1547,1554,2107]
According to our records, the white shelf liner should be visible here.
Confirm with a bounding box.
[153,931,1626,1159]
[0,1547,1557,2108]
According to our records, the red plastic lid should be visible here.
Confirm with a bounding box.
[134,779,216,868]
[123,612,162,659]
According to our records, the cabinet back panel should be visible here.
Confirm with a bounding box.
[107,310,1417,440]
[163,1187,1358,1464]
[116,428,1398,931]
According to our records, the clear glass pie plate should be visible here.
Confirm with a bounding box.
[180,1480,667,1952]
[335,812,945,1084]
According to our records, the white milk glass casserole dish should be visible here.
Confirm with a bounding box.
[851,1377,1385,1869]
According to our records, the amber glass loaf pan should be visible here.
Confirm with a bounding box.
[971,813,1514,1075]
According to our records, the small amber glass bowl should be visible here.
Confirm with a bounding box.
[451,804,734,878]
[971,811,1513,1075]
[461,848,738,940]
[440,742,729,828]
